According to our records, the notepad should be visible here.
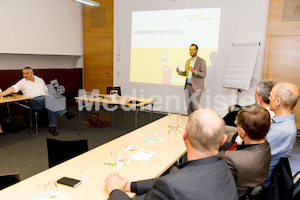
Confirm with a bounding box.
[131,149,156,161]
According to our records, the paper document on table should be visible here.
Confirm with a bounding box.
[131,149,157,161]
[123,145,139,151]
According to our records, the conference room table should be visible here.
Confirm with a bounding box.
[0,94,33,104]
[0,115,187,200]
[0,94,35,133]
[75,94,156,132]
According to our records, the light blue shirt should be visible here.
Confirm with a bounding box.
[186,57,197,84]
[263,113,297,187]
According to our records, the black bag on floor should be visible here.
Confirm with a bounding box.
[2,118,26,133]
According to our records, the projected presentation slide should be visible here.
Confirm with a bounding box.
[130,8,221,86]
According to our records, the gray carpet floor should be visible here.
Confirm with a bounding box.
[0,105,166,180]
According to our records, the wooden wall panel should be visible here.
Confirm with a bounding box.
[266,36,300,127]
[84,37,113,93]
[263,0,300,128]
[83,0,113,93]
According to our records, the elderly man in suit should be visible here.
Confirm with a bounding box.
[219,106,271,198]
[223,79,276,127]
[104,109,238,200]
[223,79,276,146]
[177,44,207,115]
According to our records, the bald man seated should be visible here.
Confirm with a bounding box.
[104,109,238,200]
[262,82,300,189]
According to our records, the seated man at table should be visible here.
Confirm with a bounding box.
[0,67,75,136]
[223,79,276,127]
[262,82,299,190]
[223,79,276,145]
[219,106,271,198]
[104,109,238,200]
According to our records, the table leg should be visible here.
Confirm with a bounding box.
[127,110,129,124]
[34,111,38,134]
[6,103,11,119]
[151,103,153,122]
[135,107,139,129]
[77,100,81,135]
[111,107,114,127]
[97,111,100,128]
[30,108,33,135]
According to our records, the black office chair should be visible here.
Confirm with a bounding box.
[249,157,294,200]
[0,173,20,190]
[46,138,88,168]
[267,157,294,200]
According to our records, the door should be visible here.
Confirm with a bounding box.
[84,37,113,93]
[266,35,300,128]
[83,0,113,94]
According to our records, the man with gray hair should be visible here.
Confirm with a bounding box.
[255,80,277,116]
[104,109,238,200]
[223,79,276,127]
[0,67,75,135]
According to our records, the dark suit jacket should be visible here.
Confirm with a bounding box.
[220,141,271,198]
[108,156,238,200]
[179,56,207,91]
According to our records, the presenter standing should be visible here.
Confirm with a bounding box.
[177,44,207,115]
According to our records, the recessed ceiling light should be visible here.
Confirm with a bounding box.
[75,0,100,7]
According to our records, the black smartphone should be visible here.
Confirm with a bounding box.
[57,177,82,188]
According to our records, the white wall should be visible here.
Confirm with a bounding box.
[114,0,269,116]
[0,54,82,69]
[0,0,83,69]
